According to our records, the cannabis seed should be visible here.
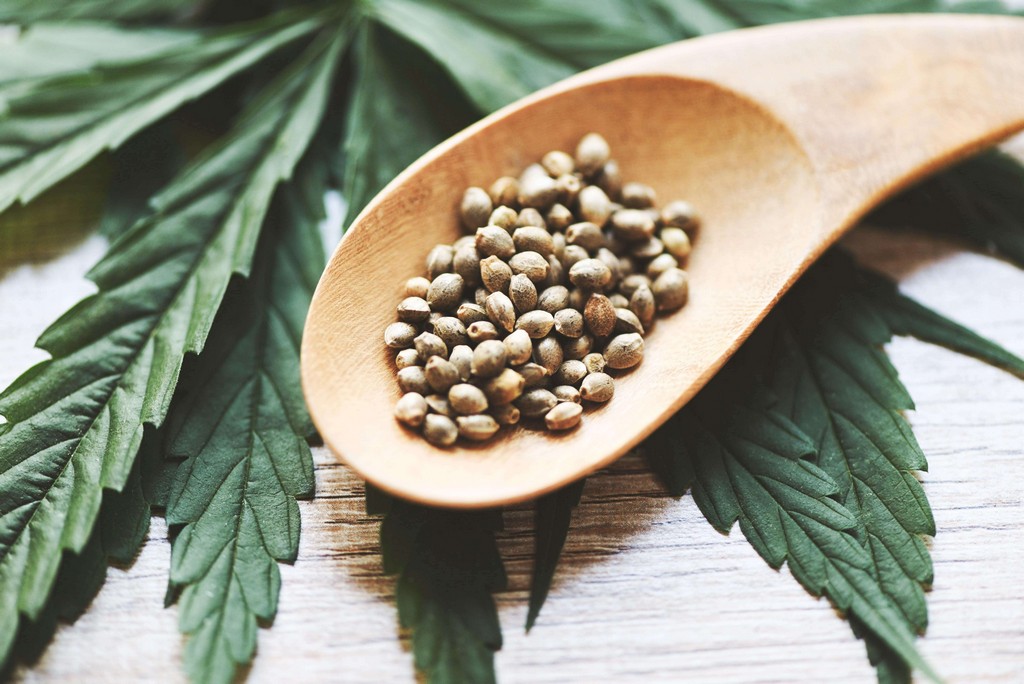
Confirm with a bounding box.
[489,177,519,207]
[660,227,692,261]
[545,401,583,430]
[467,320,499,343]
[566,221,605,252]
[423,414,458,447]
[396,348,421,369]
[660,200,699,232]
[472,339,508,379]
[485,291,516,332]
[629,284,656,330]
[584,293,616,337]
[533,336,564,375]
[541,255,564,289]
[515,310,555,339]
[619,274,652,299]
[604,333,644,369]
[425,394,456,418]
[475,287,489,307]
[582,352,606,374]
[480,255,512,293]
[575,132,610,176]
[449,344,473,381]
[621,182,656,209]
[509,251,549,283]
[457,414,501,441]
[460,187,493,231]
[385,322,418,349]
[398,366,431,395]
[553,307,584,338]
[490,403,520,426]
[555,173,582,205]
[516,207,546,228]
[561,334,593,360]
[476,225,516,259]
[503,328,533,365]
[482,368,525,406]
[513,226,554,256]
[569,258,612,291]
[453,245,482,286]
[552,385,581,404]
[426,273,464,312]
[414,331,448,361]
[608,293,629,309]
[546,203,574,231]
[630,236,664,260]
[509,273,538,313]
[542,150,575,177]
[610,208,656,242]
[647,253,679,281]
[433,316,468,349]
[489,205,518,231]
[580,372,615,402]
[426,244,454,279]
[537,285,570,313]
[425,356,460,393]
[614,308,645,335]
[518,362,549,389]
[449,383,489,415]
[652,268,689,311]
[404,276,431,298]
[516,388,558,418]
[577,185,612,226]
[395,392,428,428]
[554,359,588,386]
[397,296,431,323]
[457,302,489,326]
[518,165,559,208]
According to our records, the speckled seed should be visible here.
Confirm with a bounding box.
[433,317,468,349]
[425,356,460,393]
[503,328,533,365]
[476,225,516,259]
[614,308,645,335]
[457,302,489,326]
[552,385,581,404]
[515,310,555,339]
[542,150,575,177]
[460,187,493,231]
[630,236,664,260]
[629,284,656,330]
[404,276,431,298]
[398,366,431,394]
[546,203,573,231]
[595,159,622,199]
[661,200,699,232]
[449,345,473,381]
[575,132,611,176]
[652,268,689,311]
[584,294,616,337]
[489,205,518,231]
[426,244,454,279]
[565,221,604,252]
[394,392,428,427]
[475,287,489,307]
[660,227,692,261]
[552,231,566,260]
[610,209,656,242]
[426,273,464,312]
[533,336,564,375]
[604,333,644,369]
[508,273,538,313]
[457,414,500,441]
[647,253,679,280]
[471,339,508,379]
[489,177,519,207]
[554,359,588,386]
[467,321,499,343]
[562,334,593,360]
[555,173,582,204]
[560,244,589,271]
[485,291,516,333]
[582,352,606,374]
[569,287,586,312]
[516,388,558,418]
[517,207,546,228]
[518,165,559,208]
[553,308,584,338]
[541,255,564,289]
[578,185,612,226]
[385,322,418,349]
[620,182,656,209]
[482,368,525,406]
[518,362,549,389]
[608,293,629,309]
[425,394,456,418]
[490,403,521,426]
[596,248,621,285]
[580,372,615,402]
[449,383,489,415]
[480,255,512,294]
[414,331,448,361]
[453,235,476,251]
[397,296,431,323]
[429,310,442,327]
[453,245,481,286]
[423,414,458,447]
[537,286,570,313]
[545,402,583,430]
[619,274,653,299]
[508,251,549,283]
[396,348,421,369]
[512,226,553,257]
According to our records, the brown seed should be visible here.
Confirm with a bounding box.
[471,339,508,379]
[610,209,656,242]
[429,310,442,326]
[608,293,629,309]
[629,284,656,330]
[554,359,588,386]
[485,291,516,333]
[426,244,454,279]
[542,150,575,177]
[660,227,692,261]
[561,244,589,271]
[620,182,656,209]
[394,392,428,428]
[460,187,493,231]
[575,132,610,176]
[568,287,587,311]
[516,207,546,228]
[630,236,664,259]
[508,250,549,283]
[490,403,521,426]
[385,322,418,349]
[482,368,526,406]
[489,205,518,231]
[489,177,519,207]
[552,385,582,403]
[423,414,458,447]
[503,328,533,365]
[580,372,615,402]
[549,310,580,340]
[545,402,583,430]
[396,348,421,369]
[562,334,593,360]
[652,268,689,311]
[614,308,645,335]
[425,394,456,418]
[618,255,635,277]
[577,186,612,226]
[457,302,489,326]
[518,164,559,208]
[457,414,500,441]
[397,297,431,323]
[467,320,499,343]
[513,226,554,257]
[515,310,555,339]
[647,253,679,280]
[516,388,558,418]
[480,255,512,293]
[619,274,653,298]
[541,255,564,289]
[603,230,629,257]
[555,173,582,205]
[546,203,574,231]
[414,331,448,361]
[595,159,622,199]
[433,316,468,348]
[449,383,489,415]
[565,221,604,252]
[584,293,616,337]
[518,362,549,389]
[582,352,606,374]
[537,286,570,313]
[532,336,564,375]
[397,366,431,394]
[596,248,621,284]
[604,333,644,369]
[426,273,464,312]
[508,273,538,313]
[661,200,699,233]
[453,235,476,251]
[476,225,516,259]
[404,276,431,298]
[425,356,460,393]
[475,287,489,307]
[449,345,473,381]
[453,245,482,286]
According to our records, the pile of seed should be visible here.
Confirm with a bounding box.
[384,133,698,447]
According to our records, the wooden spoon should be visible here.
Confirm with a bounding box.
[302,14,1024,508]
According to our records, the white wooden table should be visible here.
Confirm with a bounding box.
[2,221,1022,682]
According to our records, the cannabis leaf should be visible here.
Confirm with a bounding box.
[0,27,342,667]
[0,9,326,217]
[527,480,585,631]
[0,0,190,24]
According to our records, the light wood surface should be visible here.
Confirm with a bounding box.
[2,219,1023,682]
[302,14,1024,509]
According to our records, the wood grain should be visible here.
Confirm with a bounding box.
[2,223,1022,683]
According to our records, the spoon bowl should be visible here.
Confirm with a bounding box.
[302,14,1024,508]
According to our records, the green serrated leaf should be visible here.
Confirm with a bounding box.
[526,479,584,632]
[0,28,341,667]
[0,9,326,218]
